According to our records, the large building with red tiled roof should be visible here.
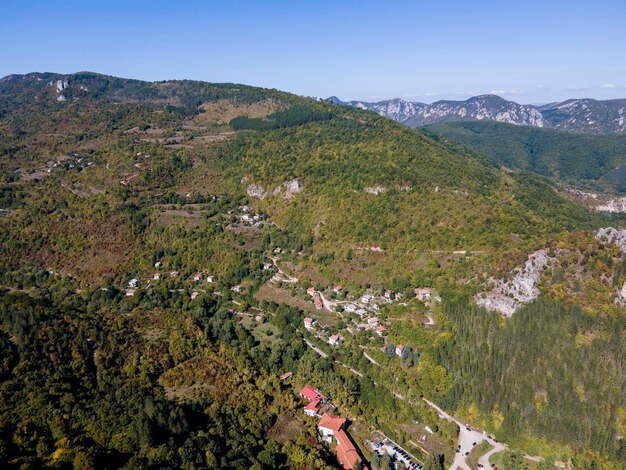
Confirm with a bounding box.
[317,413,346,439]
[317,414,365,469]
[335,429,364,470]
[299,385,326,402]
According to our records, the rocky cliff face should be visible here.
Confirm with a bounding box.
[474,250,552,317]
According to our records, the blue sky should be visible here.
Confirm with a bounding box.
[2,0,625,103]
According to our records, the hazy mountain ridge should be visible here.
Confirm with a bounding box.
[330,94,626,134]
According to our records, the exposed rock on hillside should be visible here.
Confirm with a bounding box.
[364,186,386,195]
[279,178,303,199]
[595,227,626,253]
[246,178,303,200]
[246,183,267,199]
[567,190,626,214]
[475,250,553,316]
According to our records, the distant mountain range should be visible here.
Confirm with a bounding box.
[328,94,626,134]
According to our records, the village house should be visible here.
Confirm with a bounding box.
[344,304,357,313]
[191,292,199,300]
[367,317,379,327]
[318,413,346,441]
[128,278,138,288]
[333,284,343,294]
[299,386,326,403]
[193,273,203,282]
[206,275,214,283]
[304,399,321,417]
[126,289,135,296]
[375,325,386,336]
[232,285,242,293]
[279,371,292,382]
[360,294,373,304]
[415,287,432,301]
[170,271,179,278]
[154,261,162,268]
[273,247,282,254]
[152,273,161,280]
[307,287,316,296]
[313,294,323,310]
[384,289,395,300]
[262,262,273,271]
[304,317,317,329]
[329,334,344,346]
[396,344,405,357]
[355,308,367,318]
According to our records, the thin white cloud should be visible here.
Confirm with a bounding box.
[490,89,525,95]
[601,83,626,90]
[565,86,591,91]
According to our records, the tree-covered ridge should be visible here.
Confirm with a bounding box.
[424,121,626,194]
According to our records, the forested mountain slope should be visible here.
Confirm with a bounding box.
[1,72,625,469]
[424,121,626,194]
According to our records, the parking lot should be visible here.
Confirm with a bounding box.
[370,436,423,470]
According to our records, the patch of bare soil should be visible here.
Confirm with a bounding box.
[195,98,282,125]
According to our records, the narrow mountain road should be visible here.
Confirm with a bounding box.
[269,257,298,284]
[303,338,328,358]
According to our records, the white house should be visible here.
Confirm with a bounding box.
[367,317,379,327]
[206,275,214,283]
[193,273,203,282]
[154,261,162,268]
[170,271,179,278]
[344,304,357,313]
[396,344,405,357]
[416,288,432,301]
[128,278,138,288]
[152,273,161,280]
[304,317,317,329]
[355,308,367,317]
[329,334,344,346]
[361,294,373,304]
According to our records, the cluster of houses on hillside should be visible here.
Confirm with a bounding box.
[125,262,217,297]
[304,316,346,346]
[299,386,366,470]
[237,205,264,227]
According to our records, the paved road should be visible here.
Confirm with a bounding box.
[422,399,504,470]
[303,338,328,358]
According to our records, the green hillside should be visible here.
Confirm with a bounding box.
[424,120,626,193]
[1,73,625,469]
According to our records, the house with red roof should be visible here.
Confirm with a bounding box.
[333,284,343,294]
[279,372,292,382]
[313,293,323,310]
[317,413,346,440]
[299,385,326,403]
[304,399,321,417]
[335,429,364,470]
[317,413,365,469]
[396,344,405,356]
[375,325,386,336]
[329,333,344,346]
